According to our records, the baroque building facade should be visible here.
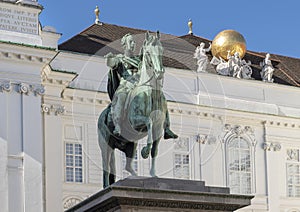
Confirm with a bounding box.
[1,1,300,211]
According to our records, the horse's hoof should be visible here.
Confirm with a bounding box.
[125,166,137,176]
[150,171,157,177]
[131,172,137,176]
[141,147,149,159]
[150,169,156,177]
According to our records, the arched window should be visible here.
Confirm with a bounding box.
[227,137,251,194]
[222,125,256,195]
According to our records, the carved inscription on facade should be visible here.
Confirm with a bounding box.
[0,5,38,34]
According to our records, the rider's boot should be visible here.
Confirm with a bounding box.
[164,128,178,139]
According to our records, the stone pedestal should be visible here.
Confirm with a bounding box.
[66,177,253,212]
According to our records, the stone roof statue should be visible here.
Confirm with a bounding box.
[227,51,252,79]
[194,42,211,73]
[211,51,252,79]
[260,53,274,83]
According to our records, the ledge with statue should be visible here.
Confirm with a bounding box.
[65,177,253,212]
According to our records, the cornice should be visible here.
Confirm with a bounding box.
[42,84,300,129]
[168,101,300,129]
[263,120,300,129]
[0,48,51,64]
[62,88,110,106]
[0,40,57,67]
[0,40,54,51]
[42,65,77,87]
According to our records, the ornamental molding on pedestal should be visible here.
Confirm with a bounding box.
[41,103,65,116]
[221,124,256,146]
[0,81,45,96]
[263,142,281,152]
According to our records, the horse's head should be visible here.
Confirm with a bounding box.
[141,31,164,79]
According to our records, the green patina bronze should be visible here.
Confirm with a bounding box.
[98,31,178,188]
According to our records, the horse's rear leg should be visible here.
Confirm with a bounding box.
[141,118,153,159]
[109,151,116,185]
[150,139,160,177]
[125,142,137,176]
[100,143,113,188]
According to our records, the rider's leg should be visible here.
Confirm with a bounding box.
[112,91,127,135]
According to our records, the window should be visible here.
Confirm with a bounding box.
[173,137,190,179]
[174,153,189,179]
[227,137,251,194]
[287,149,300,197]
[65,143,83,183]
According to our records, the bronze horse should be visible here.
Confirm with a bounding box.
[98,32,167,188]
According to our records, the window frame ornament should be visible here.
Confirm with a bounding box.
[63,196,83,210]
[0,81,12,92]
[221,124,256,195]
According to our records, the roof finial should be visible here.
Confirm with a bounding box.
[94,6,102,25]
[188,19,193,35]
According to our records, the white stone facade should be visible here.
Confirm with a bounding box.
[1,1,300,211]
[45,52,300,212]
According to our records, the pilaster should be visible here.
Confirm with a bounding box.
[42,65,77,212]
[0,137,8,212]
[263,122,284,211]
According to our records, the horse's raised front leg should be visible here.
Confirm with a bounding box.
[125,142,137,176]
[150,139,160,177]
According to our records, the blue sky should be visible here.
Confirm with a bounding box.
[39,0,300,58]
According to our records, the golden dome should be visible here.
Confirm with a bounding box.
[211,30,246,61]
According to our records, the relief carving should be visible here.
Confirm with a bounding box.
[42,104,65,116]
[263,142,281,152]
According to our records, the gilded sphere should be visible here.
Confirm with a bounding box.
[211,30,246,61]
